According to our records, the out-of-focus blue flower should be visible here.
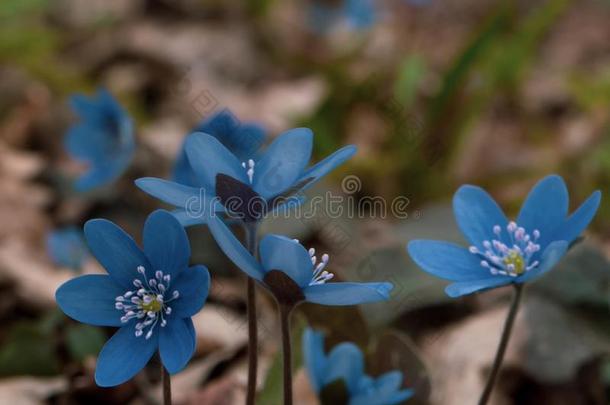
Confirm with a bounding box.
[46,227,89,271]
[303,328,414,404]
[136,126,356,226]
[206,215,392,307]
[64,89,134,192]
[55,210,210,386]
[309,0,377,33]
[172,109,266,187]
[408,175,601,297]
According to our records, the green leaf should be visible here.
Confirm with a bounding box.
[66,324,106,362]
[257,313,307,405]
[394,55,426,108]
[0,321,59,376]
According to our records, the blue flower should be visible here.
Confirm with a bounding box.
[309,0,377,33]
[47,227,89,271]
[206,215,392,307]
[303,328,414,405]
[407,175,601,297]
[65,89,134,192]
[55,210,210,386]
[136,127,356,226]
[172,109,266,187]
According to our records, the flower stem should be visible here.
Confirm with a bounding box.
[478,283,524,405]
[279,304,294,405]
[244,222,259,405]
[161,362,172,405]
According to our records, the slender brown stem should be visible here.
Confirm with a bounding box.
[478,283,524,405]
[279,305,294,405]
[244,223,259,405]
[161,362,171,405]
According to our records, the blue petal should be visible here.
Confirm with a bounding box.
[302,328,327,393]
[172,144,200,187]
[195,109,266,161]
[47,227,89,270]
[517,175,569,247]
[84,219,150,289]
[324,342,364,394]
[453,185,509,248]
[74,157,132,192]
[171,209,207,227]
[445,277,512,298]
[159,317,196,374]
[350,371,415,405]
[65,89,134,192]
[206,216,265,281]
[298,145,357,191]
[374,371,403,394]
[95,324,158,387]
[351,388,414,405]
[552,190,601,244]
[135,178,221,215]
[185,133,248,190]
[170,265,210,318]
[252,128,313,199]
[303,282,393,306]
[65,126,108,163]
[259,235,312,287]
[143,210,190,278]
[345,0,376,29]
[55,275,124,327]
[518,240,568,282]
[407,240,491,281]
[270,194,306,216]
[373,372,416,404]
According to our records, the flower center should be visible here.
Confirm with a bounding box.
[241,159,255,184]
[140,294,163,313]
[114,266,180,339]
[469,222,541,277]
[304,243,334,285]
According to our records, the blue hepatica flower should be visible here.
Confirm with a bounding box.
[309,0,377,33]
[136,126,356,226]
[47,227,89,271]
[172,109,266,188]
[408,175,601,297]
[65,89,134,192]
[55,210,210,386]
[207,215,392,307]
[303,328,414,405]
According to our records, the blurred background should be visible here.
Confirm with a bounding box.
[1,0,610,404]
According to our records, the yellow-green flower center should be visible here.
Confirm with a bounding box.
[502,251,525,275]
[141,295,163,312]
[115,266,181,339]
[468,222,542,277]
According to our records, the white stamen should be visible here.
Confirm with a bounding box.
[115,267,180,340]
[469,223,542,277]
[241,159,256,184]
[307,247,334,285]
